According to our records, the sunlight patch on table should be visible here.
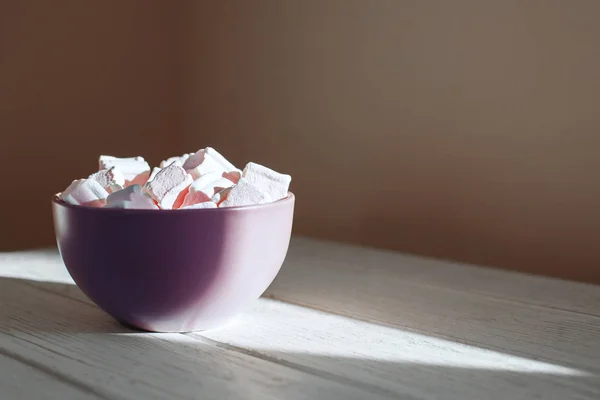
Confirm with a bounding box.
[0,249,73,284]
[199,298,590,377]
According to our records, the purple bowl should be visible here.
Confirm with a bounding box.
[52,193,294,332]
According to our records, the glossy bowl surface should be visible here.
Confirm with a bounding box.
[52,193,295,332]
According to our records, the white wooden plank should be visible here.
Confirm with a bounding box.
[0,352,102,400]
[288,236,600,316]
[196,298,600,400]
[0,278,398,400]
[267,240,600,374]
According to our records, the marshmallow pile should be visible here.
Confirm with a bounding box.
[57,147,291,210]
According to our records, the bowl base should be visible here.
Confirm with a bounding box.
[115,315,235,333]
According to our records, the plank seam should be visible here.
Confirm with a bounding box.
[185,334,416,400]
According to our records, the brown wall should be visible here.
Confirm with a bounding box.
[0,2,184,249]
[184,1,600,283]
[2,2,598,283]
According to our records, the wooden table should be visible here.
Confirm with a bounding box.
[1,237,599,399]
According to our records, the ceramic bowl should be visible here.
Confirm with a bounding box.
[52,193,294,332]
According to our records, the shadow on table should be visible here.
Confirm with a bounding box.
[0,277,598,400]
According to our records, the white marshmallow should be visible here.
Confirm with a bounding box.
[159,153,193,168]
[60,179,109,207]
[144,162,193,209]
[183,147,237,180]
[99,155,151,186]
[106,185,158,210]
[181,201,217,209]
[189,171,223,190]
[148,160,183,182]
[218,178,272,208]
[149,167,162,181]
[242,162,291,201]
[193,173,232,195]
[88,167,125,193]
[210,177,235,193]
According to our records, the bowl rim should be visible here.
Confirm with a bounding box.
[53,191,295,213]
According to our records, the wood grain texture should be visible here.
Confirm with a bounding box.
[0,353,101,400]
[267,239,600,373]
[285,237,600,316]
[1,238,599,399]
[0,280,390,400]
[198,299,599,400]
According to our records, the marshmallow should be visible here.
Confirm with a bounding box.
[222,169,242,184]
[242,162,291,201]
[59,148,292,211]
[149,167,162,181]
[106,185,158,210]
[218,178,272,208]
[149,160,184,182]
[160,153,193,168]
[211,187,231,206]
[144,162,193,209]
[88,167,125,193]
[181,201,217,209]
[181,172,234,208]
[209,177,235,194]
[99,155,151,186]
[190,171,222,189]
[181,190,211,208]
[59,179,109,207]
[183,147,237,180]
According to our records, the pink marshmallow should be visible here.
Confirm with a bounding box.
[128,171,151,186]
[99,155,151,187]
[59,179,109,207]
[181,190,211,208]
[144,162,193,209]
[242,162,291,201]
[88,167,125,193]
[218,178,272,208]
[183,147,238,180]
[222,169,242,184]
[106,185,158,210]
